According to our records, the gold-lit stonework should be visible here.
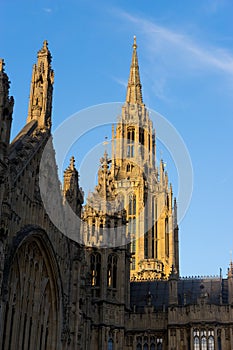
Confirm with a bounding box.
[0,39,232,350]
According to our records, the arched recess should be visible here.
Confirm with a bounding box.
[1,227,63,350]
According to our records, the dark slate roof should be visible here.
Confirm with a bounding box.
[8,120,49,183]
[130,280,169,312]
[130,277,228,311]
[10,119,38,150]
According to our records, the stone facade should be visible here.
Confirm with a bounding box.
[0,39,233,350]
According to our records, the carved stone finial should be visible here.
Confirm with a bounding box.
[70,156,75,170]
[100,150,109,168]
[39,40,49,54]
[133,35,137,49]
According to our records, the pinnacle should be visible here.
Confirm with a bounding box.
[63,156,77,174]
[70,156,75,170]
[37,40,52,63]
[126,37,143,105]
[43,40,48,49]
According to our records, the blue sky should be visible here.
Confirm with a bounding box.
[2,0,233,277]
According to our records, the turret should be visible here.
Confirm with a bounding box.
[27,40,54,130]
[63,156,83,217]
[82,151,126,248]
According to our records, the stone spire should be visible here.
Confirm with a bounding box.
[27,40,54,130]
[126,36,143,105]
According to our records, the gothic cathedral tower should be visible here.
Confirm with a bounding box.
[110,37,179,280]
[82,37,179,281]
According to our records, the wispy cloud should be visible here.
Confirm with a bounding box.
[43,8,52,13]
[111,76,127,89]
[151,77,170,103]
[118,11,233,77]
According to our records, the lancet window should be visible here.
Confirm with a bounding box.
[128,193,136,215]
[193,329,215,350]
[107,254,117,289]
[90,252,101,288]
[108,338,113,350]
[136,336,162,350]
[127,127,135,157]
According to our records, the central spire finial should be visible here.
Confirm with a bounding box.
[126,36,143,105]
[133,35,137,49]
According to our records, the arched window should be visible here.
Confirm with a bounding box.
[139,127,145,145]
[108,338,113,350]
[217,336,221,350]
[127,127,135,158]
[143,343,148,350]
[150,344,155,350]
[201,337,207,350]
[139,127,145,159]
[208,336,214,350]
[157,342,162,350]
[194,336,200,350]
[90,253,101,287]
[129,194,136,215]
[127,128,135,142]
[137,344,142,350]
[107,254,117,288]
[193,329,215,350]
[2,238,60,350]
